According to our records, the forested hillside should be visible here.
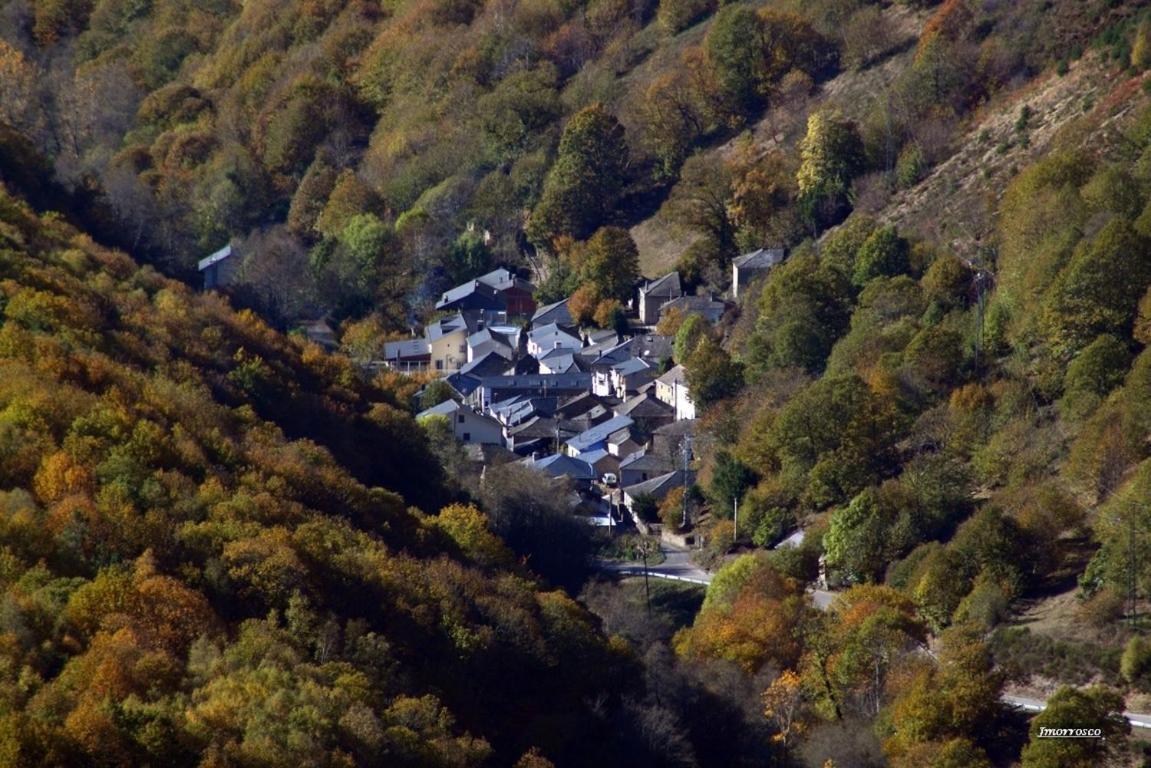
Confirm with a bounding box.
[0,0,1081,325]
[0,183,667,767]
[12,0,1151,765]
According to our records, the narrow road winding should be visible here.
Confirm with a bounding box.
[595,544,1151,730]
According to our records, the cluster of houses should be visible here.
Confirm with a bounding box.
[197,242,784,532]
[404,256,783,529]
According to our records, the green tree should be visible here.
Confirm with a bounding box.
[1020,686,1129,768]
[1121,635,1151,691]
[674,314,712,363]
[881,624,1002,766]
[528,104,628,244]
[797,111,865,230]
[824,488,896,583]
[685,336,744,406]
[820,214,877,278]
[749,248,852,374]
[705,6,767,119]
[444,231,494,286]
[1061,335,1131,418]
[579,226,640,302]
[1042,219,1151,358]
[852,225,910,287]
[710,451,757,509]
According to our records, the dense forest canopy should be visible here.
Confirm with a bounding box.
[8,0,1151,766]
[1,0,1122,328]
[0,184,659,766]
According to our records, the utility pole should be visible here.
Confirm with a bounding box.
[681,436,692,529]
[1129,505,1139,628]
[639,539,652,613]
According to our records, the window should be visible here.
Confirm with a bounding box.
[435,360,443,370]
[458,414,465,423]
[462,432,471,441]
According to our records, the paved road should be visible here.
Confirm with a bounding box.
[1002,694,1151,729]
[598,541,713,585]
[597,546,1151,729]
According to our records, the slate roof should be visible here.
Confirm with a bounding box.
[733,247,786,270]
[580,448,611,466]
[567,415,634,452]
[507,416,560,440]
[616,393,673,419]
[620,451,673,472]
[426,312,471,340]
[467,328,515,359]
[612,357,654,376]
[459,351,513,378]
[197,244,234,271]
[555,391,605,418]
[528,323,582,353]
[445,372,482,397]
[383,339,430,360]
[527,454,596,481]
[622,470,692,500]
[478,373,591,392]
[417,399,461,419]
[435,279,505,311]
[531,297,572,326]
[660,295,726,322]
[656,365,688,386]
[476,267,534,293]
[607,427,639,447]
[642,272,682,299]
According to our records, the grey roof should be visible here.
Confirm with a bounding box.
[478,373,592,392]
[555,391,606,418]
[538,347,579,373]
[567,415,635,452]
[581,448,611,466]
[623,470,692,500]
[532,297,572,326]
[620,451,673,472]
[446,372,482,397]
[489,395,529,418]
[427,313,471,340]
[529,322,582,351]
[490,396,560,426]
[417,399,461,419]
[198,244,234,271]
[437,268,533,310]
[642,272,682,299]
[653,419,696,437]
[507,416,560,439]
[436,280,504,310]
[656,364,687,386]
[626,334,674,363]
[612,357,653,376]
[661,295,726,321]
[585,328,619,345]
[734,248,786,270]
[476,267,534,293]
[384,339,429,360]
[527,453,596,481]
[616,392,673,418]
[459,351,512,378]
[467,328,515,359]
[586,337,637,368]
[607,427,638,446]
